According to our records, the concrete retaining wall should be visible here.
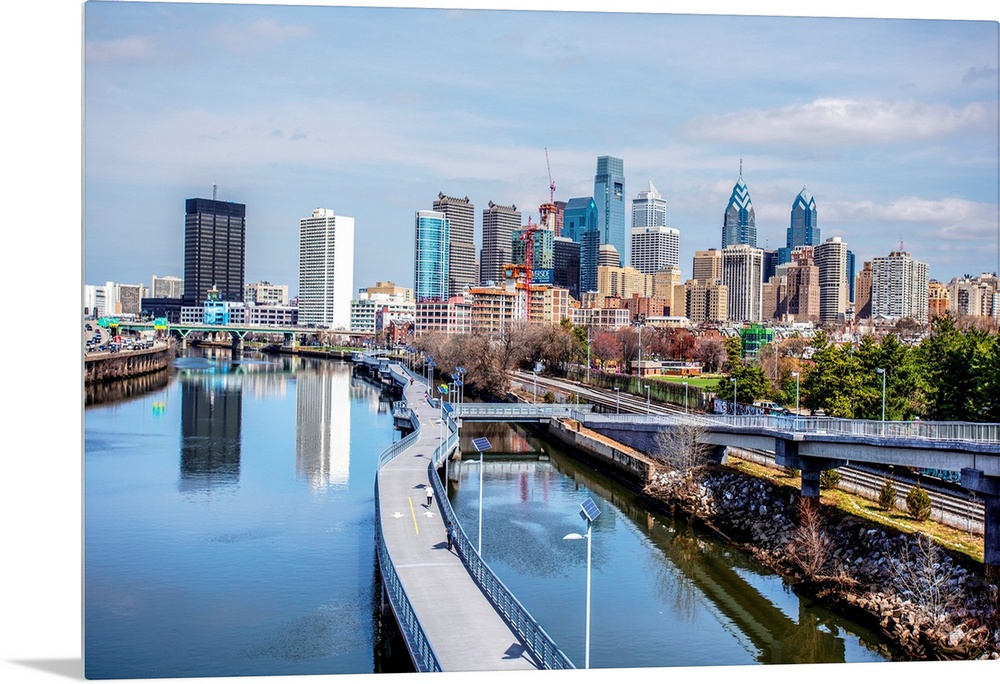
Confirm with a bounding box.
[547,419,655,485]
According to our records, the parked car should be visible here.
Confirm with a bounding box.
[753,400,790,415]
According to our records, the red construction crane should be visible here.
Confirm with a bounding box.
[520,215,538,293]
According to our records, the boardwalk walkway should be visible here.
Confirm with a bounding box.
[375,371,544,671]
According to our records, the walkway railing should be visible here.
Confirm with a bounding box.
[426,417,574,670]
[578,411,1000,446]
[455,404,593,420]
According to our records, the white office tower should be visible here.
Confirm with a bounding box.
[871,250,929,323]
[814,236,850,323]
[722,243,764,323]
[298,208,355,329]
[630,182,679,275]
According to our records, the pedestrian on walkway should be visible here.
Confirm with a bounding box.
[445,521,454,551]
[425,484,434,508]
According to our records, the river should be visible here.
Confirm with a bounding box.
[83,348,892,680]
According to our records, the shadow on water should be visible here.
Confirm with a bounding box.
[371,548,417,674]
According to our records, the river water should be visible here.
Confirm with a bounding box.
[83,349,892,680]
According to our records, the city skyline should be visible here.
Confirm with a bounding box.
[82,2,999,299]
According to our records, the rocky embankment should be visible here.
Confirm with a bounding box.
[644,467,1000,661]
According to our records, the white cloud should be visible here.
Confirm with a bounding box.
[685,98,995,147]
[86,35,157,64]
[210,18,311,53]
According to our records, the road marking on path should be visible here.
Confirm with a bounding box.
[408,497,419,535]
[392,512,403,518]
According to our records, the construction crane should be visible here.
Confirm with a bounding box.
[545,147,555,204]
[520,215,538,289]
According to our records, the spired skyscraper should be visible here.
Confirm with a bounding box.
[432,192,476,298]
[778,187,820,264]
[298,208,355,330]
[414,209,450,302]
[183,195,246,306]
[721,164,756,249]
[594,155,626,266]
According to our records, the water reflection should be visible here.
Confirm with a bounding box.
[179,370,242,492]
[85,367,171,407]
[295,361,351,489]
[450,423,895,668]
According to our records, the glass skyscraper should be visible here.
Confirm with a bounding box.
[779,187,820,264]
[721,167,756,249]
[183,197,246,306]
[414,210,449,302]
[594,155,625,266]
[564,196,599,294]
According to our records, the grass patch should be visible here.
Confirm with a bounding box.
[726,455,984,564]
[651,374,724,390]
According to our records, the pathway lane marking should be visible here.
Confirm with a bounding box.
[408,496,419,535]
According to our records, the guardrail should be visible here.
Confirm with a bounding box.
[454,404,593,420]
[426,424,574,670]
[577,411,1000,446]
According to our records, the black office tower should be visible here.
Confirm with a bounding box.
[183,197,246,305]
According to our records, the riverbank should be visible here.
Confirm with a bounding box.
[540,413,999,661]
[84,341,175,385]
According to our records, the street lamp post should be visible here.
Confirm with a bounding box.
[563,498,600,669]
[533,371,538,404]
[876,367,886,423]
[792,371,800,417]
[683,381,688,414]
[614,387,620,414]
[636,318,642,383]
[471,437,492,556]
[586,336,592,385]
[645,384,650,414]
[731,377,737,420]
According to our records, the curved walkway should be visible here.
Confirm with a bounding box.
[375,372,544,671]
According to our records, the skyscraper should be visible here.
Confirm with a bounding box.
[480,201,520,285]
[722,243,763,322]
[872,250,930,322]
[433,192,476,298]
[298,208,355,329]
[183,196,246,305]
[414,210,450,302]
[594,155,626,266]
[563,196,599,294]
[721,165,756,249]
[814,237,850,323]
[692,248,723,284]
[779,187,820,263]
[553,237,581,300]
[630,182,680,275]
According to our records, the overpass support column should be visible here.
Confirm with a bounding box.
[961,468,1000,578]
[774,439,847,502]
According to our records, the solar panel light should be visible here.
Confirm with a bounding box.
[580,497,601,523]
[472,437,492,453]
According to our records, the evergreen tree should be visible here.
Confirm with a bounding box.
[905,481,932,522]
[878,478,897,511]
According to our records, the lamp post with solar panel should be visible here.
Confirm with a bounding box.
[563,497,600,669]
[471,437,492,556]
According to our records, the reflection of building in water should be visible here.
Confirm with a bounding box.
[296,364,350,489]
[179,376,242,492]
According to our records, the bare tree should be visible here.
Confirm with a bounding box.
[787,499,832,579]
[890,533,961,629]
[645,423,715,518]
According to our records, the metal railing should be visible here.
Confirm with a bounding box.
[373,482,442,672]
[427,428,575,670]
[577,411,1000,447]
[454,403,593,420]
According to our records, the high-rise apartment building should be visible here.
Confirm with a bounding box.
[598,244,621,268]
[563,197,599,294]
[183,197,246,305]
[721,166,756,249]
[414,210,450,302]
[594,155,626,266]
[782,247,821,323]
[480,201,520,285]
[871,251,929,322]
[151,275,184,299]
[298,208,355,329]
[928,280,950,320]
[433,193,476,298]
[692,248,723,284]
[778,188,820,263]
[814,237,850,323]
[684,279,728,324]
[722,243,763,322]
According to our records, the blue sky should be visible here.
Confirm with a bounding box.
[81,1,999,297]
